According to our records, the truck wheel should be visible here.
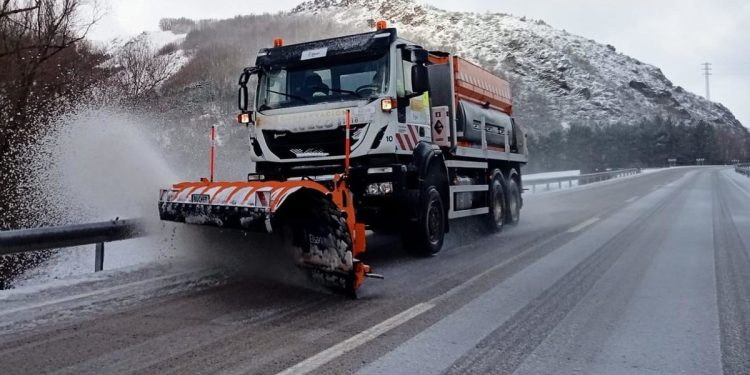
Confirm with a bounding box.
[278,194,356,298]
[506,178,521,225]
[485,173,506,232]
[403,184,445,257]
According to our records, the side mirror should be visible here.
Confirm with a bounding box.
[411,64,429,95]
[237,67,260,111]
[411,49,428,64]
[238,85,249,111]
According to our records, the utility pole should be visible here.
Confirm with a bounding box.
[701,62,712,101]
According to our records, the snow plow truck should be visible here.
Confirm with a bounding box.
[158,21,528,297]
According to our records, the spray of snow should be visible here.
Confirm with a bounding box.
[40,110,177,220]
[10,108,308,290]
[11,110,177,285]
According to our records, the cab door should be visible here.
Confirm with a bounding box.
[394,47,431,153]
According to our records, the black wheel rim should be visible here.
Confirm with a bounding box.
[427,197,442,245]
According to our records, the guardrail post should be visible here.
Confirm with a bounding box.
[95,242,104,272]
[558,181,562,189]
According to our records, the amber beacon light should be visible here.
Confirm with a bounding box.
[376,20,387,30]
[273,38,284,47]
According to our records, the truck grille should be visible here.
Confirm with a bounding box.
[263,124,366,159]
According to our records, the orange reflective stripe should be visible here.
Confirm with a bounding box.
[180,185,207,200]
[209,182,240,204]
[224,184,250,204]
[242,182,282,205]
[269,186,291,210]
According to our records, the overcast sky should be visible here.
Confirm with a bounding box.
[88,0,750,127]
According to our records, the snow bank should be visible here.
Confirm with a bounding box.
[524,170,580,181]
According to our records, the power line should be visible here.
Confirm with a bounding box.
[701,62,712,101]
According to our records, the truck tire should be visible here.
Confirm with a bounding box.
[278,193,356,297]
[403,174,446,256]
[485,172,506,232]
[505,178,521,225]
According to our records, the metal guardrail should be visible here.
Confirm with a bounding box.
[735,164,750,177]
[525,168,641,193]
[0,218,146,272]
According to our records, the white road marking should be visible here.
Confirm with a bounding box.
[276,213,609,374]
[273,227,568,375]
[274,302,435,375]
[357,188,664,375]
[274,214,609,375]
[625,196,639,203]
[567,217,600,233]
[276,174,677,374]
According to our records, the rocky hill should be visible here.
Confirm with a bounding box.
[292,0,744,133]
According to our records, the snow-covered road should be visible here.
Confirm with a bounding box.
[2,166,749,374]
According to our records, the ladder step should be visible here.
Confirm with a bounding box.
[450,185,488,193]
[448,207,489,219]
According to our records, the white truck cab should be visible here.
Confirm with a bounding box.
[241,26,435,176]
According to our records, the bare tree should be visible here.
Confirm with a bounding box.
[1,0,101,152]
[1,0,105,221]
[112,35,180,99]
[0,0,110,288]
[0,0,39,19]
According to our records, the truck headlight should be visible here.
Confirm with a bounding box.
[366,182,393,196]
[379,182,393,194]
[367,183,380,195]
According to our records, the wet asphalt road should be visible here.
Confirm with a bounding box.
[1,166,749,374]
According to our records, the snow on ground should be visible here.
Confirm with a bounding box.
[524,168,670,194]
[9,110,186,289]
[140,30,191,76]
[524,170,580,181]
[524,170,581,193]
[723,167,750,194]
[107,30,186,51]
[0,261,229,335]
[144,30,186,49]
[12,224,180,288]
[99,30,190,90]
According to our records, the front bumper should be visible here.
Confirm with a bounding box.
[159,200,271,232]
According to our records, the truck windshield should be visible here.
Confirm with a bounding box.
[256,53,389,111]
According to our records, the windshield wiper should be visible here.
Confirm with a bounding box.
[328,88,362,99]
[265,89,308,104]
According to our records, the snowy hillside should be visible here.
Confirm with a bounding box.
[292,0,744,132]
[105,30,190,96]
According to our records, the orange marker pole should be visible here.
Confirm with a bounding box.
[210,125,215,182]
[344,110,351,175]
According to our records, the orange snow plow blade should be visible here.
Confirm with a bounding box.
[158,174,372,296]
